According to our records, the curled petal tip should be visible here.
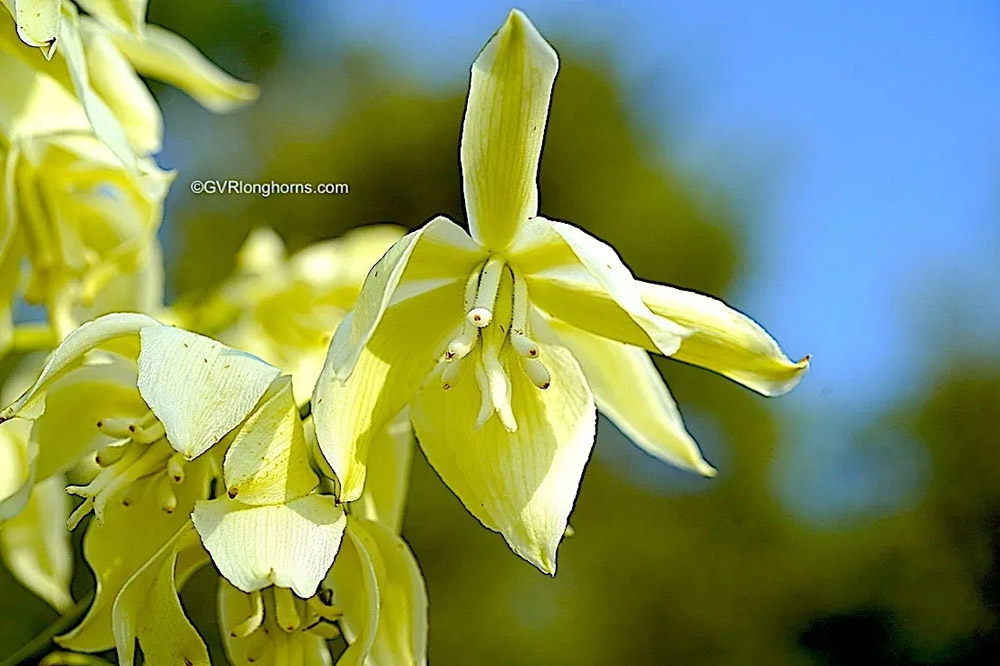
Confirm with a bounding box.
[698,462,718,479]
[798,354,812,366]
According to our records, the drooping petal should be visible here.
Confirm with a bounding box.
[549,318,715,476]
[313,278,464,502]
[0,312,158,422]
[0,47,91,140]
[328,525,380,666]
[0,476,73,611]
[223,375,317,505]
[192,495,346,598]
[324,216,483,380]
[30,356,148,481]
[412,342,596,574]
[111,24,258,113]
[111,524,210,666]
[638,281,810,396]
[75,0,147,34]
[57,456,215,652]
[345,519,428,666]
[11,0,60,56]
[136,325,280,460]
[57,5,137,167]
[356,410,413,533]
[509,217,689,356]
[81,22,162,154]
[461,9,558,251]
[0,417,34,520]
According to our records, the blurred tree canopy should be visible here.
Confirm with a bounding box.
[2,2,998,664]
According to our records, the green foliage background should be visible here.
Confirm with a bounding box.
[3,2,999,664]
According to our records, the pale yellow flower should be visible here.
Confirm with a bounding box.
[314,10,809,573]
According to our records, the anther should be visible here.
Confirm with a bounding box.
[441,359,463,390]
[467,256,505,328]
[167,453,186,484]
[230,590,265,638]
[521,358,552,390]
[273,587,301,633]
[95,443,128,467]
[156,475,177,513]
[130,420,166,445]
[96,418,136,439]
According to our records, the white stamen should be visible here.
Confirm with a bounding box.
[66,497,93,530]
[95,418,135,439]
[130,420,166,445]
[521,357,552,389]
[441,359,463,390]
[156,475,177,513]
[273,587,301,633]
[510,332,539,358]
[167,453,186,484]
[230,590,265,638]
[467,256,505,328]
[95,443,128,467]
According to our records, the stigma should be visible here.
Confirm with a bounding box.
[439,256,551,430]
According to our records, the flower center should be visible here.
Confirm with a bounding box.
[230,586,344,659]
[439,256,551,432]
[65,411,188,528]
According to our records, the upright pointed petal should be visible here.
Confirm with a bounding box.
[356,410,414,533]
[111,524,210,666]
[461,10,558,251]
[638,281,810,395]
[192,495,346,598]
[223,375,317,505]
[346,519,428,666]
[326,216,483,380]
[137,326,280,460]
[0,476,73,611]
[111,24,258,113]
[412,343,595,573]
[0,313,157,422]
[313,279,469,503]
[328,525,380,666]
[509,217,689,355]
[12,0,60,55]
[549,318,715,476]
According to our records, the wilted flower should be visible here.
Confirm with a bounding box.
[314,10,809,573]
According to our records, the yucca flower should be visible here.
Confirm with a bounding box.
[1,0,258,167]
[314,9,809,573]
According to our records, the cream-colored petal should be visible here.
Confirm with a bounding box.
[292,224,407,293]
[192,495,346,598]
[137,326,280,460]
[461,9,558,251]
[412,342,595,574]
[346,518,428,666]
[111,524,210,666]
[313,279,464,503]
[81,22,162,154]
[356,410,413,532]
[223,375,317,505]
[328,524,380,666]
[111,24,258,113]
[0,313,157,422]
[325,216,483,380]
[549,318,715,476]
[509,217,688,355]
[57,456,215,652]
[638,281,810,396]
[12,0,60,56]
[31,356,147,481]
[0,51,91,140]
[0,476,73,611]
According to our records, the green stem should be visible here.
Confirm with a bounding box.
[2,592,94,666]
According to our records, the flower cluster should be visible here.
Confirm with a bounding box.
[0,6,807,665]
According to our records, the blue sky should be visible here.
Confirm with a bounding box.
[283,1,1000,518]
